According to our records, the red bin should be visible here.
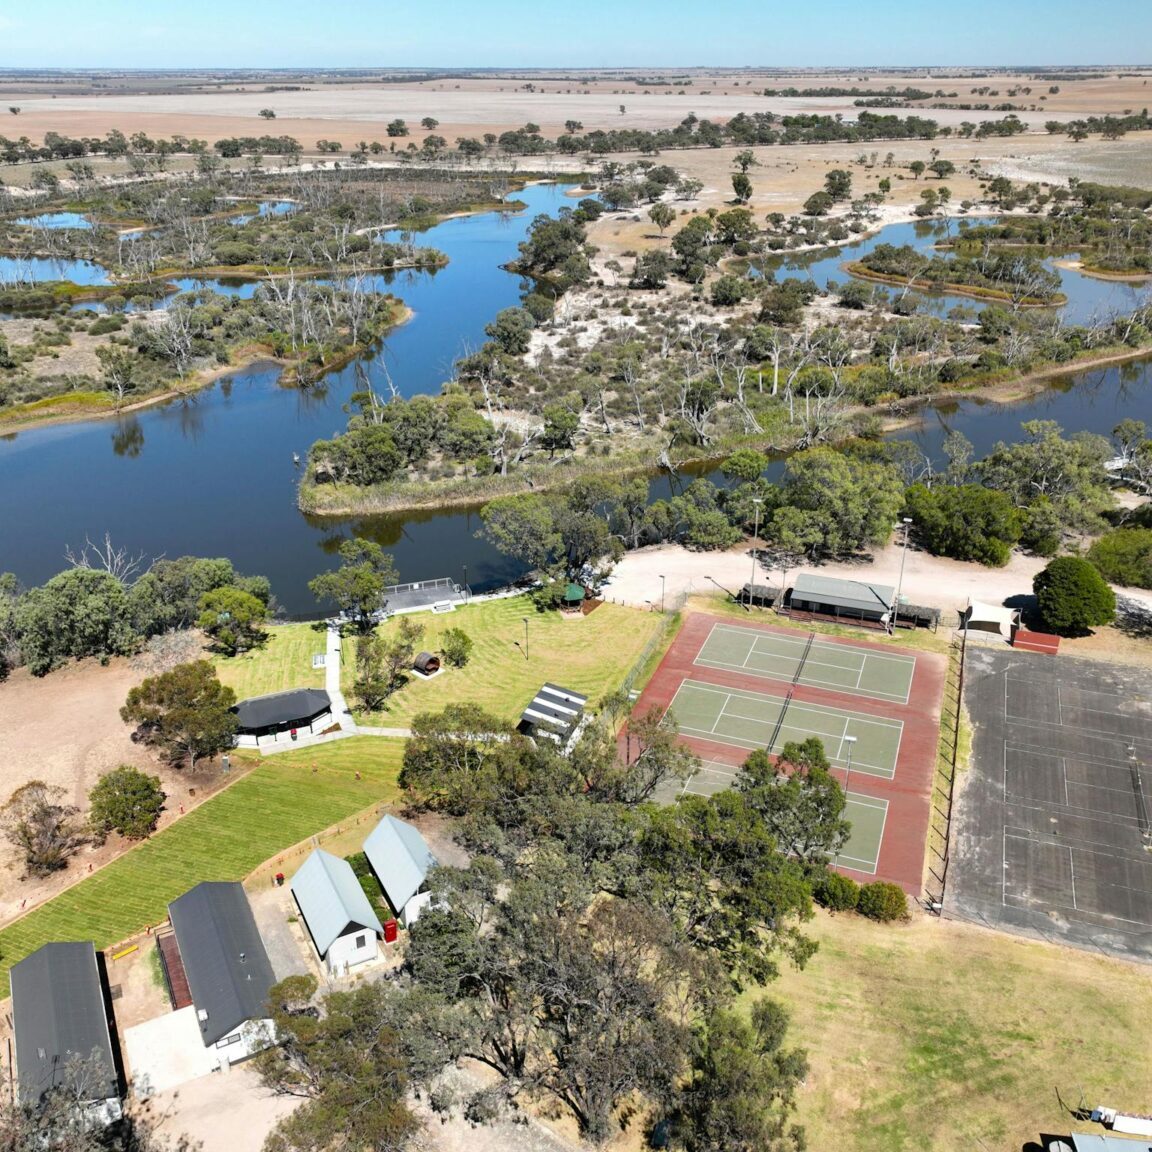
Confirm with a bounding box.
[383,919,398,944]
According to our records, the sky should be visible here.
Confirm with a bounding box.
[0,0,1148,69]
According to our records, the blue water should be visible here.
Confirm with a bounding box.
[230,200,296,226]
[1,195,1149,614]
[0,254,110,286]
[768,218,1144,327]
[0,183,574,612]
[13,212,93,230]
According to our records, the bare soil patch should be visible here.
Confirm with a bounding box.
[0,651,231,925]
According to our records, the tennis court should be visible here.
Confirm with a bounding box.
[668,679,903,779]
[694,622,917,704]
[673,759,888,873]
[948,647,1152,962]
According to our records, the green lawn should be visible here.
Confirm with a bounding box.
[765,909,1152,1151]
[0,738,403,999]
[213,621,327,701]
[345,597,665,727]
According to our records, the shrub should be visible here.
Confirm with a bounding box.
[1086,528,1152,589]
[440,627,473,668]
[88,765,166,841]
[1033,555,1116,636]
[814,871,860,912]
[857,881,909,922]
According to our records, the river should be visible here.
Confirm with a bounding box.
[0,191,1149,615]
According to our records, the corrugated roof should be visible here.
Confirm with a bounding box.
[1067,1135,1152,1151]
[168,882,276,1046]
[792,573,895,614]
[363,816,436,913]
[519,683,587,739]
[11,942,118,1106]
[290,849,384,958]
[234,688,331,731]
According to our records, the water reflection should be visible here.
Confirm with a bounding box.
[110,417,144,458]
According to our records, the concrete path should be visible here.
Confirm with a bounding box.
[325,623,358,735]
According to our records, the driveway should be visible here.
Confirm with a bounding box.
[247,885,313,982]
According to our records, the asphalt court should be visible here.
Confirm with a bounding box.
[948,647,1152,961]
[668,678,903,779]
[674,760,888,874]
[694,623,917,705]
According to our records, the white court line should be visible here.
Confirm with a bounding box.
[1069,845,1078,910]
[834,715,851,762]
[709,693,734,735]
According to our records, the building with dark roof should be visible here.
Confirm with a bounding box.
[362,815,437,927]
[291,849,384,975]
[517,683,587,748]
[10,942,122,1124]
[167,882,276,1061]
[233,687,332,746]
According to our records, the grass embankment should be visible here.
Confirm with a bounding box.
[842,261,1067,307]
[0,738,404,998]
[213,621,327,700]
[768,910,1152,1151]
[344,597,665,727]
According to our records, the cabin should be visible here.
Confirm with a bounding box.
[165,882,277,1066]
[10,942,123,1125]
[362,815,437,928]
[291,850,384,976]
[518,683,588,749]
[233,688,333,746]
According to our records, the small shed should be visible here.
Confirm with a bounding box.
[291,849,384,975]
[413,651,441,675]
[11,942,122,1124]
[518,683,588,747]
[738,582,781,608]
[362,815,437,927]
[788,573,895,623]
[233,688,333,747]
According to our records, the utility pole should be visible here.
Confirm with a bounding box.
[891,517,913,633]
[749,497,763,603]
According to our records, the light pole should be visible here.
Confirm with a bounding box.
[891,517,913,633]
[659,574,666,614]
[462,564,469,602]
[523,617,529,662]
[749,497,763,601]
[843,735,858,799]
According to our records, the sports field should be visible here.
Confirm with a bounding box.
[695,622,916,704]
[632,613,946,892]
[670,680,903,779]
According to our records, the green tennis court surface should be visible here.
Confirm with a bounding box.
[669,679,902,779]
[676,761,887,873]
[694,623,916,704]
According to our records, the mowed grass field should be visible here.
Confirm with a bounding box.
[346,598,665,727]
[213,621,327,700]
[0,738,403,999]
[767,910,1152,1151]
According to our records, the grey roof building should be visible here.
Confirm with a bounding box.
[168,882,276,1046]
[291,849,384,959]
[789,573,895,618]
[10,942,121,1113]
[233,688,331,736]
[363,815,436,915]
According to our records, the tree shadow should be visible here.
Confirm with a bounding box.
[1115,594,1152,639]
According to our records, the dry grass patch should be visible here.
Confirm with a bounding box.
[767,909,1152,1151]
